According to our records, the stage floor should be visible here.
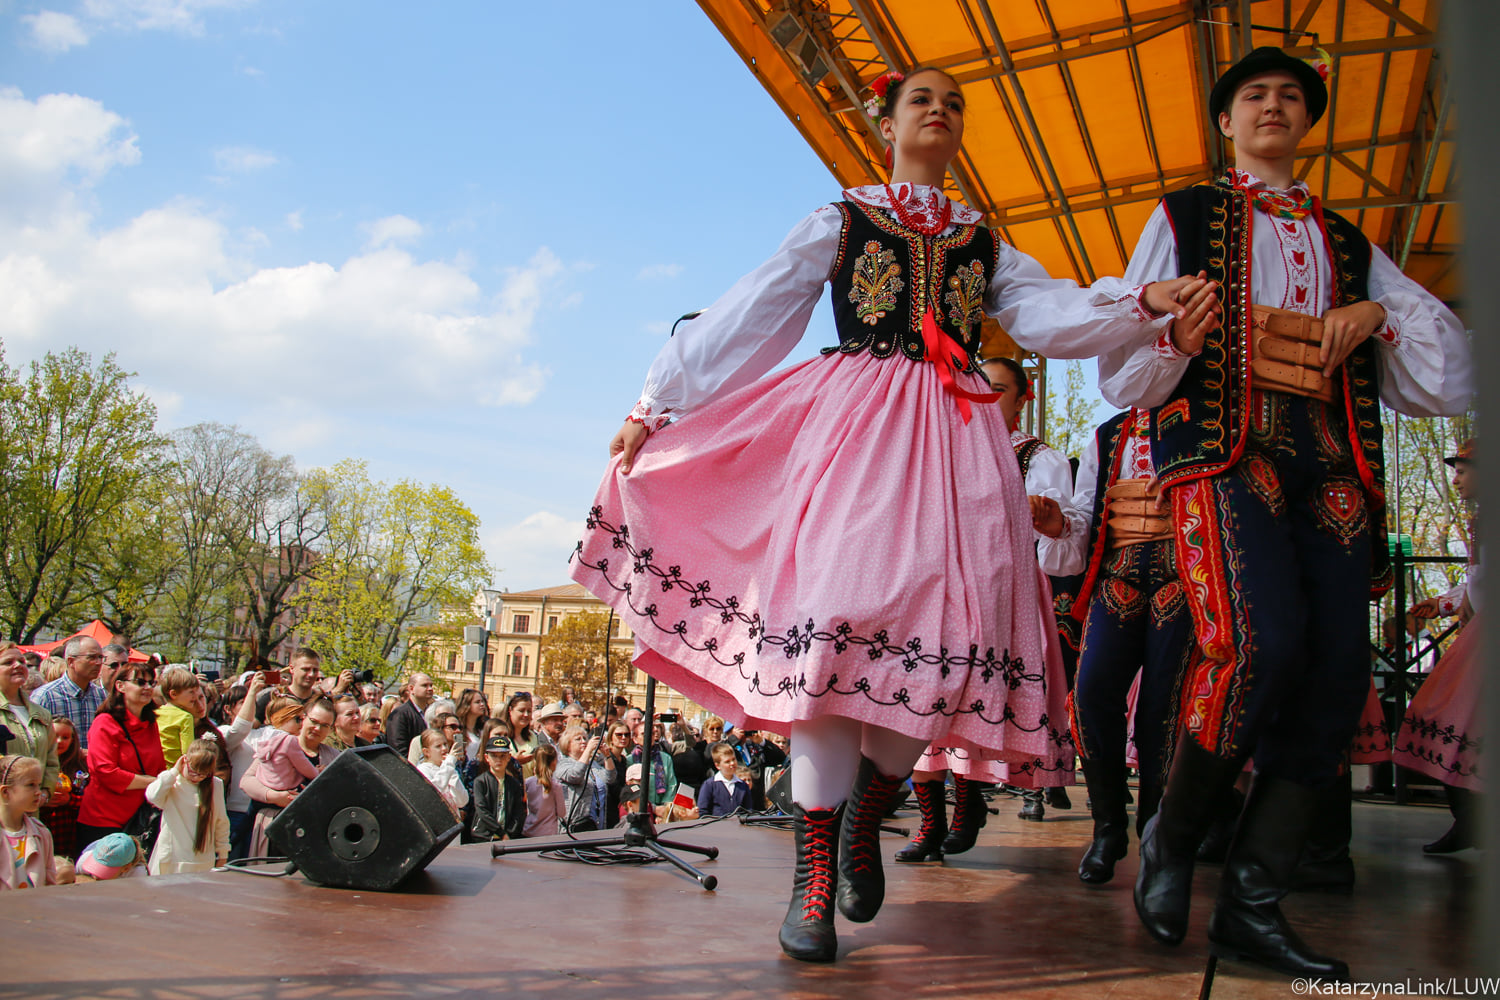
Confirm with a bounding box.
[0,793,1476,1000]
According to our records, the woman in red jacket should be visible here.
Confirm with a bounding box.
[76,665,164,846]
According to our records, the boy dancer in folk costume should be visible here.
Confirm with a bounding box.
[898,356,1085,864]
[1101,48,1471,980]
[573,65,1220,963]
[1066,407,1193,886]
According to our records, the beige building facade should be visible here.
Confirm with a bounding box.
[408,583,701,719]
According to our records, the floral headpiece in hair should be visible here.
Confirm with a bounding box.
[863,70,904,120]
[1306,46,1332,84]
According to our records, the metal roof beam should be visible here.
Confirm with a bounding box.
[1333,150,1399,197]
[973,1,1096,280]
[1359,0,1434,37]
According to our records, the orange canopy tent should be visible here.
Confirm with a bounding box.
[20,620,152,664]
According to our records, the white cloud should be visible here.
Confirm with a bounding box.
[22,11,91,52]
[135,383,183,425]
[213,145,278,173]
[284,210,302,231]
[81,0,256,35]
[486,511,585,590]
[0,87,139,186]
[0,91,567,440]
[636,262,682,280]
[361,214,424,250]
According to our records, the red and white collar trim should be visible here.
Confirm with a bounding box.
[844,183,983,228]
[1226,167,1310,200]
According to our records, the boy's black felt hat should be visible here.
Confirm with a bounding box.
[1210,46,1328,126]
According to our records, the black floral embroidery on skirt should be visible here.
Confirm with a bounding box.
[1393,711,1482,781]
[573,508,1068,751]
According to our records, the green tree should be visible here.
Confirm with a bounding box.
[294,460,491,680]
[1383,412,1475,606]
[1042,359,1099,459]
[88,494,181,650]
[0,347,169,642]
[538,611,614,708]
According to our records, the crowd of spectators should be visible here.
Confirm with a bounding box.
[0,642,790,890]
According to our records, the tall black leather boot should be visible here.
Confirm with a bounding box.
[1292,770,1355,891]
[836,755,907,923]
[779,804,842,962]
[1207,776,1350,981]
[1195,785,1246,863]
[1077,755,1129,885]
[895,779,947,863]
[942,775,988,853]
[1018,788,1046,820]
[1134,738,1247,945]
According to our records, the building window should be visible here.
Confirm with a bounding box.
[465,660,474,673]
[611,618,621,637]
[513,614,531,634]
[447,652,457,672]
[484,653,494,673]
[510,646,524,676]
[547,615,558,634]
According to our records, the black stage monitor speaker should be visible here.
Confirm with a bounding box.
[766,763,792,815]
[265,744,462,890]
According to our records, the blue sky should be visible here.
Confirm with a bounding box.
[1,0,1103,592]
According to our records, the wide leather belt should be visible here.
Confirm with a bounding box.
[1250,304,1336,403]
[1105,478,1172,549]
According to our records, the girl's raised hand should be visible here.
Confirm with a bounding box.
[610,421,650,475]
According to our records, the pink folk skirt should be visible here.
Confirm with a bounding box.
[1348,679,1391,765]
[915,572,1076,785]
[573,352,1062,766]
[1392,616,1483,791]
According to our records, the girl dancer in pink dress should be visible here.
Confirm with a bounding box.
[572,66,1219,962]
[1395,440,1482,853]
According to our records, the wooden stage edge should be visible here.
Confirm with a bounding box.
[0,796,1477,1000]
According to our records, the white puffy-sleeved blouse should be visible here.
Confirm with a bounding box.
[629,183,1171,426]
[1097,170,1471,418]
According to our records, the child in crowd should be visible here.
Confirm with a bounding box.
[0,754,58,889]
[75,832,144,880]
[523,744,566,837]
[145,738,229,874]
[251,701,319,798]
[697,742,750,816]
[470,734,524,841]
[416,728,469,820]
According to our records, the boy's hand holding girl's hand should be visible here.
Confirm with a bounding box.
[1143,271,1223,356]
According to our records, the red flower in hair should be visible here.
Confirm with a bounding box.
[864,70,905,119]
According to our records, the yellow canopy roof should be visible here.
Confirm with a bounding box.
[698,0,1457,311]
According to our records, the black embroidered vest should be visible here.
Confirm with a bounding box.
[1154,178,1391,596]
[1070,410,1133,620]
[823,200,999,367]
[1014,436,1044,478]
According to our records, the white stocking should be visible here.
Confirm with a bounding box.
[860,724,929,779]
[790,717,931,809]
[790,716,861,809]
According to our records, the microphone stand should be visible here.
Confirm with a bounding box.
[493,673,720,891]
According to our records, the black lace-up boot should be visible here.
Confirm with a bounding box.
[942,775,989,853]
[836,755,907,922]
[894,779,947,863]
[779,804,842,962]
